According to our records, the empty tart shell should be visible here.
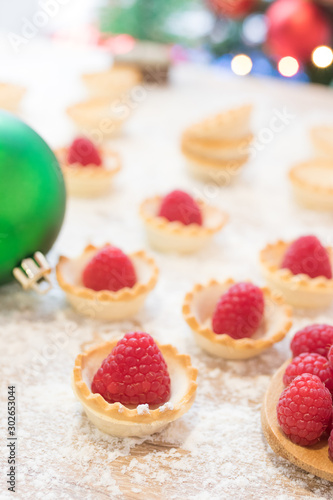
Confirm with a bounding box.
[55,147,121,198]
[260,240,333,308]
[0,83,26,112]
[140,196,229,253]
[310,126,333,159]
[67,96,129,137]
[56,245,158,321]
[289,159,333,211]
[182,279,292,360]
[72,339,198,437]
[82,65,142,97]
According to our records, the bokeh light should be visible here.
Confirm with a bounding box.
[312,46,333,68]
[231,54,253,76]
[278,56,299,77]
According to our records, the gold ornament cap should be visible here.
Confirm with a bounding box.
[13,251,52,294]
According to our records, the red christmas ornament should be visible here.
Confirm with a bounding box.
[266,0,331,62]
[207,0,256,19]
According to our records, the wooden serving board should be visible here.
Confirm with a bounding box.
[261,360,333,482]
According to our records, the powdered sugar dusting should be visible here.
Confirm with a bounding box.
[137,404,150,415]
[1,59,333,499]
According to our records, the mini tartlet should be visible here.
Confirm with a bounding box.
[310,126,333,158]
[140,196,228,253]
[0,82,26,112]
[182,279,292,359]
[82,65,142,98]
[289,159,333,211]
[56,245,158,320]
[260,240,333,308]
[67,96,129,137]
[72,339,198,437]
[55,147,121,197]
[181,105,253,184]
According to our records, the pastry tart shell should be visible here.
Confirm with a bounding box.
[310,126,333,159]
[72,339,198,437]
[82,65,142,97]
[181,133,252,162]
[183,105,252,141]
[55,147,121,198]
[66,96,129,138]
[0,83,26,112]
[182,279,292,360]
[260,240,333,308]
[182,148,248,184]
[289,159,333,211]
[140,196,229,253]
[56,245,158,320]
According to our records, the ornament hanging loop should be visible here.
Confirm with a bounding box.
[13,252,52,294]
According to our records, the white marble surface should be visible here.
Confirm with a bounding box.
[1,40,333,499]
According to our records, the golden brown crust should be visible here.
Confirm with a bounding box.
[182,279,292,354]
[139,196,229,236]
[56,245,159,302]
[73,340,198,424]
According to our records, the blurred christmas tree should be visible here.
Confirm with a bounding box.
[100,0,333,85]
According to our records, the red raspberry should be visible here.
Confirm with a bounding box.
[82,246,137,292]
[291,324,333,358]
[67,137,102,166]
[328,345,333,369]
[277,373,332,446]
[283,352,333,393]
[91,332,171,406]
[329,429,333,461]
[158,190,202,226]
[212,282,264,339]
[281,235,332,279]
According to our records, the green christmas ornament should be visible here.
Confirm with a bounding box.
[0,111,66,291]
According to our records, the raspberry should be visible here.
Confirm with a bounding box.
[67,137,102,166]
[291,324,333,358]
[82,246,137,292]
[329,429,333,461]
[212,282,264,339]
[91,332,171,406]
[277,373,332,446]
[158,190,202,226]
[283,352,333,393]
[328,345,333,369]
[281,235,332,279]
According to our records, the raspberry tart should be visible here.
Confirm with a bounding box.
[182,278,292,359]
[56,244,158,320]
[55,137,121,197]
[260,236,333,308]
[262,359,333,481]
[181,105,253,184]
[72,332,197,437]
[289,159,333,211]
[140,190,228,253]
